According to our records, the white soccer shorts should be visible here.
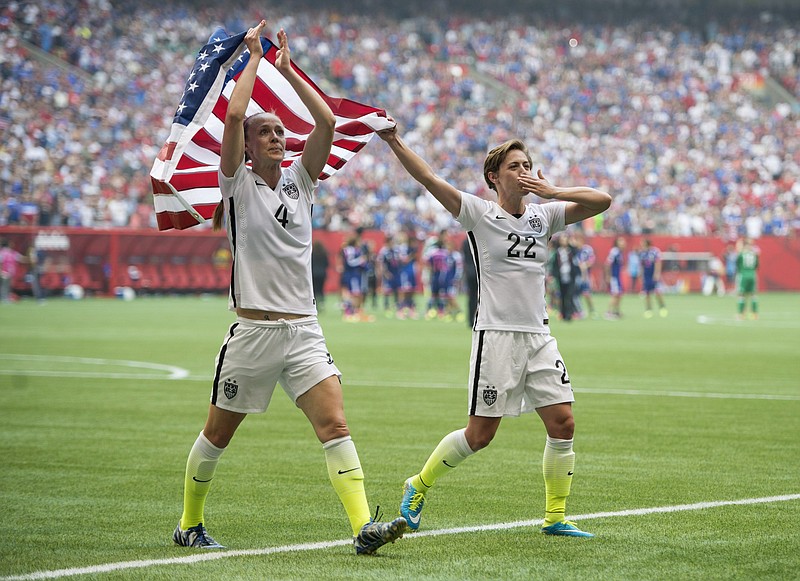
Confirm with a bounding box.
[467,330,575,417]
[211,316,341,414]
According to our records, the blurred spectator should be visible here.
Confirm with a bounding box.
[0,238,23,302]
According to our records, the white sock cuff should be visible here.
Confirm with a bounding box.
[198,431,225,456]
[322,435,353,450]
[546,436,574,451]
[453,428,474,457]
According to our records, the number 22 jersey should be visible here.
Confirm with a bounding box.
[457,192,566,333]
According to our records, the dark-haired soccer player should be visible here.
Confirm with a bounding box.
[378,121,611,538]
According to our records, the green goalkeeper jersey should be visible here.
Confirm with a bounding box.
[736,249,759,278]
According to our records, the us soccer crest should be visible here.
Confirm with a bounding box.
[282,182,300,199]
[528,215,543,235]
[482,386,497,406]
[223,378,238,399]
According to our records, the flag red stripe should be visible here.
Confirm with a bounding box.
[152,33,391,230]
[170,170,220,191]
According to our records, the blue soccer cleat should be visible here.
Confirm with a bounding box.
[399,477,426,532]
[541,520,594,538]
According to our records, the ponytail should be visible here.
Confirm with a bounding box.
[211,201,225,231]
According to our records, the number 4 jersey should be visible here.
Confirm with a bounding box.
[458,192,567,333]
[218,159,317,315]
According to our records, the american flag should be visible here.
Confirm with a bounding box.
[150,28,393,231]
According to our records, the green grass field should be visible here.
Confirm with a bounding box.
[1,292,799,580]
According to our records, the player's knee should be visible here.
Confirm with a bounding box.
[315,418,350,443]
[549,416,575,440]
[465,430,495,451]
[203,426,236,448]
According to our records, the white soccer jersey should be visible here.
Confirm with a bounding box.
[458,193,566,333]
[218,159,317,314]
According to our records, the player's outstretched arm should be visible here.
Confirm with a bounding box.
[377,122,462,217]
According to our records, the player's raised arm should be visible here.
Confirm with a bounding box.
[518,170,612,225]
[377,122,462,218]
[220,20,266,178]
[272,28,336,180]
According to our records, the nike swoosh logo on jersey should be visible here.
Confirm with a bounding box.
[495,215,507,220]
[337,467,360,475]
[408,513,421,524]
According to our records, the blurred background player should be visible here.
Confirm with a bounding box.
[395,232,419,319]
[377,234,401,317]
[573,232,597,319]
[0,239,23,304]
[443,237,465,322]
[339,229,373,322]
[425,239,449,319]
[627,242,641,294]
[363,238,378,311]
[736,238,760,320]
[639,238,667,318]
[605,237,626,319]
[703,252,726,297]
[551,234,580,322]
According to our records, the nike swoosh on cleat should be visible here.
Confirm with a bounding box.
[443,460,456,468]
[338,467,360,474]
[408,513,421,525]
[567,471,574,476]
[192,477,212,483]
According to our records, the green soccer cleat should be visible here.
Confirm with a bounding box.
[173,523,225,549]
[399,477,426,531]
[541,520,594,538]
[354,516,408,555]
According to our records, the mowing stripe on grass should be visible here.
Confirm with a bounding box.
[4,494,799,580]
[1,358,797,402]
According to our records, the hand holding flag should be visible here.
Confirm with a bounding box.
[150,26,394,231]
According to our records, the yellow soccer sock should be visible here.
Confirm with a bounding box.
[180,432,225,530]
[416,428,474,490]
[323,436,371,536]
[542,436,575,526]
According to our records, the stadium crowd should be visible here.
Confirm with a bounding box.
[0,0,798,239]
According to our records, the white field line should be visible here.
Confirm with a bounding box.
[1,357,798,402]
[0,355,188,379]
[3,494,799,580]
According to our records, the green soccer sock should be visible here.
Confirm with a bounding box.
[180,432,225,530]
[323,436,371,536]
[415,428,474,490]
[542,436,575,526]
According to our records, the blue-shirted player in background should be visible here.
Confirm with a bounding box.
[639,238,667,318]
